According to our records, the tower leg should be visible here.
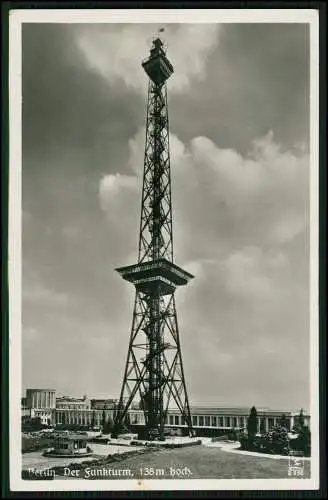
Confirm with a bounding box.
[113,292,194,440]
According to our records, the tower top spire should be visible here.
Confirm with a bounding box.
[156,26,165,43]
[142,31,173,85]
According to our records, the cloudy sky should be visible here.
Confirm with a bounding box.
[22,22,310,411]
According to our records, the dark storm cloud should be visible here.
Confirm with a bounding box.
[21,23,146,370]
[21,23,147,292]
[22,23,144,172]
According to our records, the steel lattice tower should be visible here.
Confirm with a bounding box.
[112,37,194,441]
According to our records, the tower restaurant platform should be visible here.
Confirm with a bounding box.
[115,258,194,296]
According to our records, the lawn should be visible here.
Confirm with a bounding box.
[57,445,311,480]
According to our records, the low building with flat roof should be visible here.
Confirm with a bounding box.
[21,389,310,437]
[45,434,91,457]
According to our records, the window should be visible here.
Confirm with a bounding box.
[232,417,237,427]
[239,417,244,428]
[169,415,174,425]
[226,417,231,427]
[211,416,217,427]
[175,415,179,425]
[192,416,197,426]
[199,416,204,426]
[205,416,210,426]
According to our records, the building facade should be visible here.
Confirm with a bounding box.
[90,399,117,410]
[26,388,56,409]
[56,395,91,410]
[24,388,56,425]
[22,389,310,434]
[54,397,117,427]
[152,406,311,435]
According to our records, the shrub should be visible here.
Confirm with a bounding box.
[290,426,311,456]
[239,425,290,455]
[279,414,290,430]
[103,416,114,434]
[227,428,239,441]
[239,434,260,451]
[22,435,53,453]
[239,433,248,450]
[268,425,290,455]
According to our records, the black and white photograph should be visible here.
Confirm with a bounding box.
[8,8,320,492]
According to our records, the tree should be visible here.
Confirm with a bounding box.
[270,425,290,455]
[103,415,114,434]
[30,417,42,430]
[91,410,95,429]
[293,408,305,434]
[101,410,106,431]
[279,414,289,430]
[297,425,311,456]
[124,411,131,429]
[247,406,258,443]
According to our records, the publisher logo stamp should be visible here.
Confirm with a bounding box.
[288,455,304,477]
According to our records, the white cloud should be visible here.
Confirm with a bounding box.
[74,24,220,94]
[99,173,138,217]
[99,127,309,261]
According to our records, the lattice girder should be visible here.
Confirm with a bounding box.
[113,39,194,441]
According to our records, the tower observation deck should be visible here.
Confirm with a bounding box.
[112,37,195,441]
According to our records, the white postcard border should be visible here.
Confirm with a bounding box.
[8,8,320,492]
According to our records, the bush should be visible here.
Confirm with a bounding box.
[239,425,290,455]
[269,425,290,455]
[239,434,258,451]
[22,435,53,453]
[227,428,239,441]
[290,426,311,456]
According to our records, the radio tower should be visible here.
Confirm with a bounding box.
[112,36,194,441]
